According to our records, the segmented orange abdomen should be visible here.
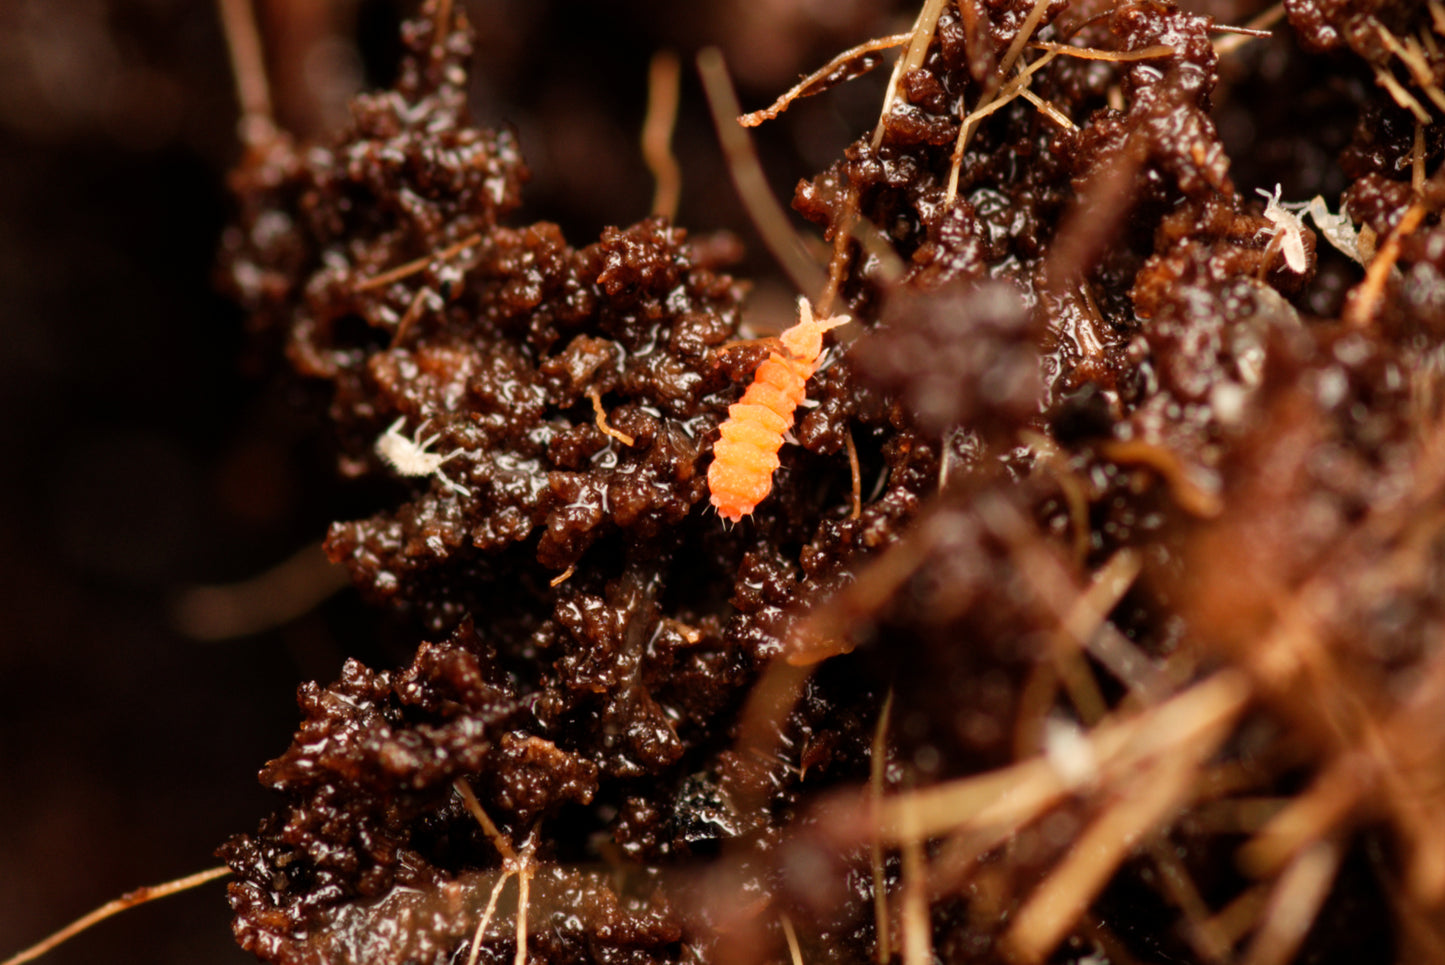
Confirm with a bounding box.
[708,297,846,522]
[707,354,802,521]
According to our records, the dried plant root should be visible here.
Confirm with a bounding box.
[741,32,910,128]
[355,233,484,292]
[1,866,230,965]
[698,48,826,298]
[642,51,682,221]
[216,0,275,145]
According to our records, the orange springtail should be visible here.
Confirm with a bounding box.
[708,297,849,522]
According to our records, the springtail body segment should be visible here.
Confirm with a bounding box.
[708,297,848,522]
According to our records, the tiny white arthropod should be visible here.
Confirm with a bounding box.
[1292,195,1365,266]
[375,416,471,496]
[1258,185,1368,269]
[1257,184,1310,274]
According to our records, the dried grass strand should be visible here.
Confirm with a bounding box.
[818,190,859,315]
[1100,437,1224,517]
[1423,28,1442,60]
[1383,864,1445,961]
[391,287,432,347]
[1414,119,1428,194]
[1063,554,1138,658]
[1018,86,1077,131]
[1053,550,1144,717]
[944,50,1061,204]
[734,658,815,807]
[845,216,907,285]
[999,0,1054,78]
[1374,65,1432,123]
[1207,882,1273,950]
[514,854,534,965]
[1376,23,1445,115]
[985,497,1171,704]
[432,0,453,56]
[1238,623,1445,892]
[784,517,944,665]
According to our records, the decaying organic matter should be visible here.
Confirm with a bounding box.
[207,1,1445,964]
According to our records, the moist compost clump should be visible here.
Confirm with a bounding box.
[218,1,1445,963]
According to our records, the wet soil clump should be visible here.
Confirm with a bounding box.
[219,1,1445,963]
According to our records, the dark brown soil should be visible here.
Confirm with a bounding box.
[8,0,1445,964]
